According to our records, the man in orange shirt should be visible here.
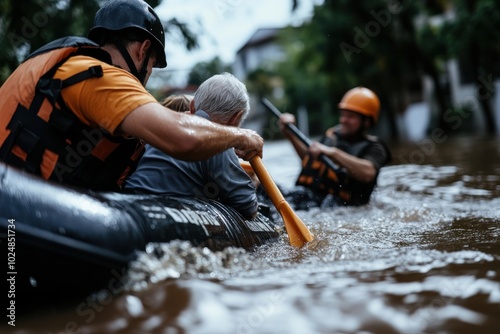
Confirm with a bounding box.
[0,0,263,191]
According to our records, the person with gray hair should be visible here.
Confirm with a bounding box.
[0,0,263,192]
[124,73,258,219]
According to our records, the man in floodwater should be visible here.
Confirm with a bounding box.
[125,73,259,219]
[0,0,263,192]
[278,87,391,208]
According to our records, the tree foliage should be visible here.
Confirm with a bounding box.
[277,0,427,137]
[0,0,197,85]
[278,0,500,136]
[187,57,231,86]
[1,0,100,83]
[436,0,500,134]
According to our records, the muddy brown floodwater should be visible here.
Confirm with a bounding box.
[4,135,500,334]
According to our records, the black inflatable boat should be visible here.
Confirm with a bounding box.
[0,162,280,299]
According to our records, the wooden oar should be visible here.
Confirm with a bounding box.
[240,161,254,174]
[249,156,314,247]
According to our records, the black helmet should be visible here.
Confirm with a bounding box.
[89,0,167,68]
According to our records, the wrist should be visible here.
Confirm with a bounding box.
[329,147,338,162]
[234,128,248,150]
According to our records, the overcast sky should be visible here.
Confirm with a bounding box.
[151,0,320,86]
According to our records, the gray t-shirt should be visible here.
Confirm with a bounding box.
[124,110,258,219]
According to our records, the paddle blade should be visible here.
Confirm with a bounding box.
[250,156,314,247]
[276,201,314,247]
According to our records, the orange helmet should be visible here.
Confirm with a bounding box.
[338,87,380,123]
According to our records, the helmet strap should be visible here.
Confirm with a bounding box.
[139,46,153,85]
[115,40,145,85]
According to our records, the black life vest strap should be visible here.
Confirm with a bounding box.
[0,104,66,174]
[1,39,144,191]
[49,136,144,191]
[50,65,103,136]
[0,60,104,174]
[62,65,103,88]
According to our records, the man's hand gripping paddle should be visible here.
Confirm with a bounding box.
[261,97,341,172]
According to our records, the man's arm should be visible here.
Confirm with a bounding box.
[308,142,377,183]
[279,113,308,159]
[119,102,263,161]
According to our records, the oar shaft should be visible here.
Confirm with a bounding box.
[261,97,340,172]
[261,98,313,147]
[249,156,285,206]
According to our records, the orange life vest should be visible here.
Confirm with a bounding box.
[295,130,377,206]
[0,37,144,191]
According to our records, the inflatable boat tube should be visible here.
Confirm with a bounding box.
[0,162,280,298]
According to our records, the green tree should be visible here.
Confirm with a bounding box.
[0,0,198,84]
[437,0,500,134]
[276,29,333,133]
[285,0,499,136]
[187,57,231,86]
[0,0,101,83]
[245,68,279,100]
[278,0,434,138]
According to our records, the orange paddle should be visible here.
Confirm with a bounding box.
[249,156,314,247]
[240,161,254,173]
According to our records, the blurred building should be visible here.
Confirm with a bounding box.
[232,28,288,136]
[233,28,285,81]
[233,8,500,140]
